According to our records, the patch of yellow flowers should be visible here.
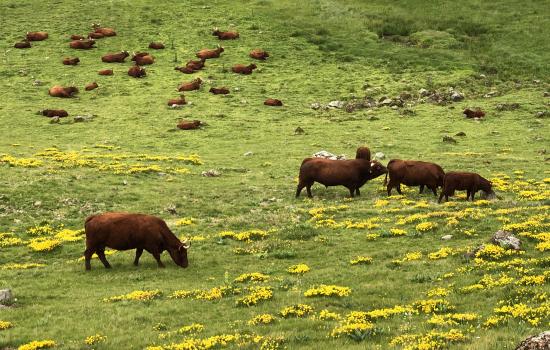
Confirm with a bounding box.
[304,284,351,297]
[104,290,161,302]
[248,314,276,326]
[17,340,56,350]
[416,222,438,232]
[219,229,271,242]
[84,334,106,345]
[350,256,373,265]
[27,238,61,252]
[1,263,45,270]
[287,264,310,274]
[234,272,270,283]
[280,304,313,318]
[236,286,273,306]
[0,320,13,330]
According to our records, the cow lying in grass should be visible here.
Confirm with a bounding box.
[48,85,78,98]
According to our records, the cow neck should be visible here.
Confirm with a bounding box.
[162,228,182,249]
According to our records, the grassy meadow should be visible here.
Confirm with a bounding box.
[0,0,549,349]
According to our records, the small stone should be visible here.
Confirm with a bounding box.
[201,169,220,177]
[49,116,60,124]
[400,92,412,100]
[496,103,520,111]
[122,180,128,185]
[243,151,253,157]
[310,102,322,110]
[33,201,42,207]
[450,91,464,101]
[327,100,345,109]
[443,135,457,144]
[74,115,94,122]
[491,230,521,250]
[441,235,452,240]
[418,88,430,97]
[374,152,385,160]
[455,131,466,136]
[379,98,393,106]
[483,91,499,98]
[533,79,541,84]
[535,111,549,118]
[33,80,43,86]
[169,104,184,109]
[0,289,13,305]
[165,205,177,215]
[515,331,550,350]
[294,127,305,134]
[479,74,486,78]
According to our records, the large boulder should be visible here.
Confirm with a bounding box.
[491,230,521,250]
[312,150,346,160]
[515,331,550,350]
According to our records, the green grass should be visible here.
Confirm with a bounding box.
[0,0,549,349]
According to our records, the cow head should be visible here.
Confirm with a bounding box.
[355,147,371,160]
[250,64,258,70]
[169,240,190,268]
[368,160,388,180]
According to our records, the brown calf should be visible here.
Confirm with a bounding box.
[70,34,85,40]
[149,42,165,49]
[26,31,48,41]
[62,57,80,65]
[14,41,31,49]
[196,46,224,60]
[209,87,230,95]
[232,64,257,75]
[177,120,201,130]
[98,69,113,76]
[249,49,269,60]
[92,25,116,37]
[128,65,146,78]
[212,29,239,40]
[70,39,95,49]
[48,85,79,98]
[85,82,98,91]
[102,51,129,63]
[132,52,154,65]
[438,172,494,202]
[264,98,283,106]
[41,109,68,118]
[463,108,485,118]
[168,96,187,106]
[178,78,202,92]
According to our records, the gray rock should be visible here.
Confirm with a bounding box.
[535,111,549,118]
[313,150,346,160]
[496,103,520,111]
[243,151,253,157]
[201,169,221,177]
[484,91,499,98]
[418,88,430,97]
[374,152,385,160]
[49,116,60,124]
[169,104,184,109]
[0,289,13,305]
[379,98,393,106]
[310,102,322,110]
[491,230,521,250]
[33,80,43,86]
[532,79,541,84]
[450,91,464,101]
[515,331,550,350]
[443,135,457,144]
[327,100,345,109]
[74,115,94,122]
[441,235,453,240]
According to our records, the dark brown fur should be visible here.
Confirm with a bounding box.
[98,69,113,76]
[84,212,189,270]
[41,109,68,118]
[70,39,95,49]
[132,53,154,65]
[232,64,257,75]
[355,147,371,161]
[196,47,224,60]
[26,31,48,41]
[296,147,387,198]
[128,66,146,78]
[178,78,202,92]
[48,85,79,98]
[186,59,205,70]
[209,87,230,95]
[149,42,165,49]
[174,66,196,74]
[14,41,31,49]
[85,82,98,91]
[385,159,445,196]
[249,49,269,60]
[101,51,129,63]
[463,108,485,118]
[70,34,85,40]
[92,25,116,37]
[62,57,80,65]
[264,98,282,106]
[438,172,494,203]
[212,29,239,40]
[177,120,201,130]
[88,32,104,39]
[168,96,186,106]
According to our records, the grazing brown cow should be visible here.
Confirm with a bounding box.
[178,78,202,92]
[92,25,116,37]
[212,28,239,40]
[85,82,98,91]
[98,69,113,76]
[149,42,165,49]
[41,109,68,118]
[264,98,283,106]
[26,31,48,41]
[177,120,201,130]
[168,95,186,106]
[70,34,85,40]
[88,32,104,39]
[249,49,269,60]
[48,85,79,98]
[186,59,205,71]
[62,57,80,65]
[132,52,154,65]
[128,65,146,78]
[14,41,31,49]
[70,39,95,49]
[101,51,129,63]
[296,148,388,198]
[385,159,445,196]
[438,172,494,203]
[84,212,189,270]
[209,87,230,95]
[463,108,485,118]
[232,64,257,75]
[196,46,224,60]
[175,66,196,74]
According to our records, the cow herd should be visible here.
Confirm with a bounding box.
[15,25,280,120]
[296,146,495,203]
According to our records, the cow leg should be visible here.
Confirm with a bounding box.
[470,189,475,201]
[295,184,304,198]
[96,249,111,269]
[306,184,313,198]
[84,247,95,270]
[430,186,438,196]
[134,248,144,266]
[150,250,165,268]
[396,184,403,195]
[419,185,424,194]
[355,188,360,196]
[347,187,355,198]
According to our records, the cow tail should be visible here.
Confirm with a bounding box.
[383,172,388,186]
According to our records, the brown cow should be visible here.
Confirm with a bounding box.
[186,59,205,71]
[14,41,31,49]
[177,120,201,130]
[70,34,85,40]
[209,87,230,95]
[168,95,186,106]
[92,25,116,37]
[175,66,196,74]
[149,42,165,49]
[70,39,95,49]
[98,69,113,76]
[26,31,48,41]
[132,52,154,65]
[101,51,129,63]
[196,46,224,60]
[232,64,257,75]
[62,57,80,65]
[128,65,146,78]
[85,82,98,91]
[264,98,282,106]
[438,172,494,203]
[249,49,269,60]
[178,78,202,92]
[385,159,445,196]
[48,85,79,98]
[41,109,68,118]
[88,32,105,39]
[84,212,189,270]
[296,149,387,198]
[212,28,239,40]
[463,108,485,118]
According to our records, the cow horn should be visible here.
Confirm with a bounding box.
[182,240,190,249]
